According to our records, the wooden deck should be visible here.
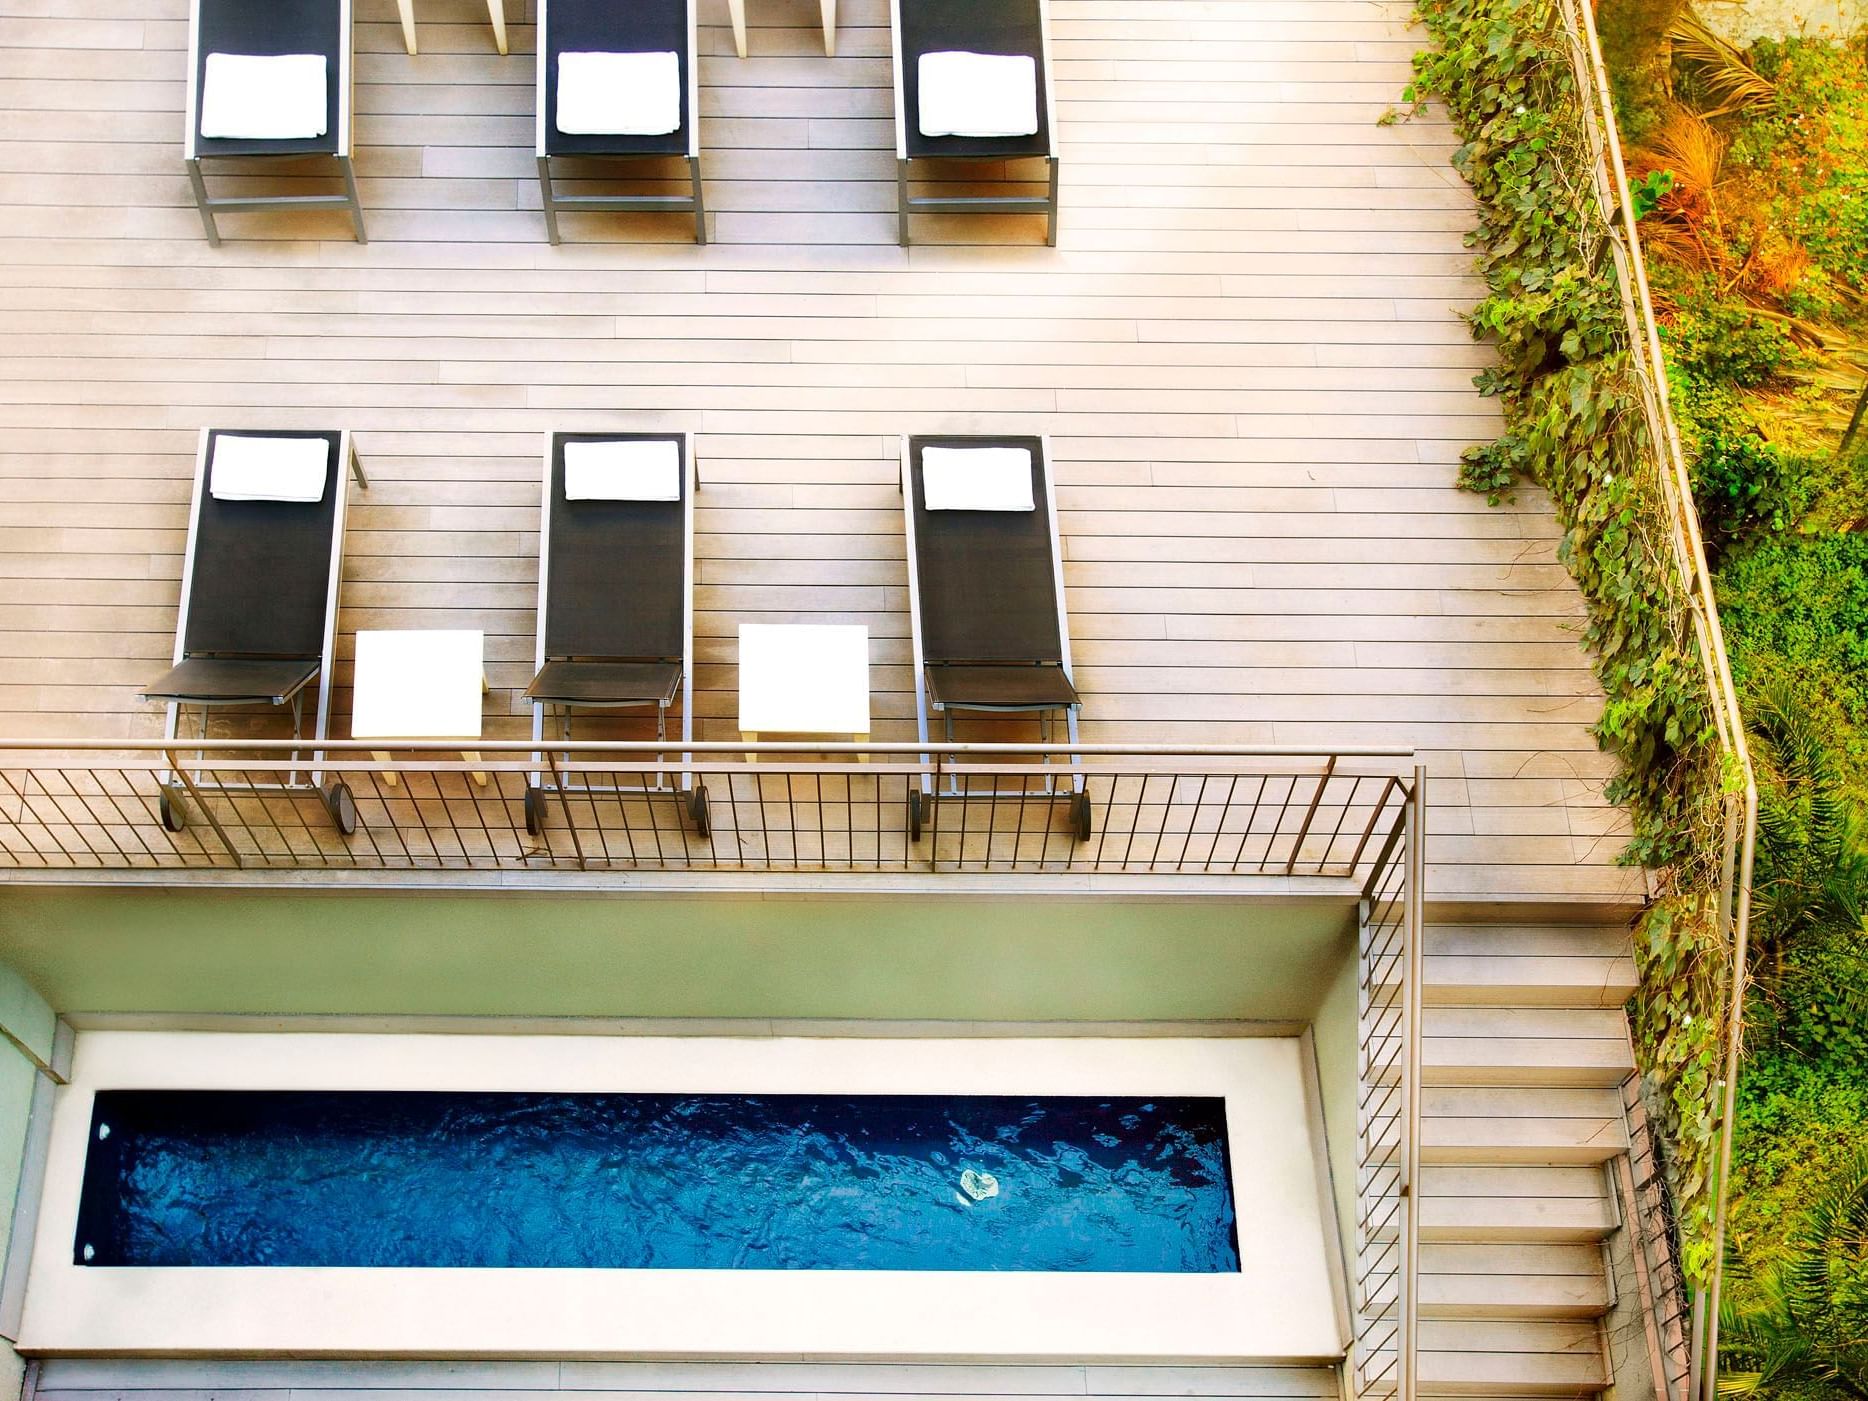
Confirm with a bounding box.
[0,0,1640,904]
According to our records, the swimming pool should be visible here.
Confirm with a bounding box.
[22,1032,1346,1361]
[76,1089,1239,1272]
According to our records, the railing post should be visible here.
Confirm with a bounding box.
[544,748,586,872]
[1401,766,1426,1401]
[927,748,943,871]
[1702,787,1757,1401]
[163,750,243,869]
[1286,754,1337,875]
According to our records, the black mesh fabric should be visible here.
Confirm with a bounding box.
[899,0,1048,160]
[923,662,1077,709]
[141,656,323,704]
[909,435,1065,667]
[541,0,691,157]
[180,430,341,661]
[193,0,343,157]
[525,660,683,705]
[542,433,687,662]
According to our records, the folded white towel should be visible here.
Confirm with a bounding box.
[921,446,1035,511]
[564,439,682,501]
[917,51,1039,139]
[209,435,330,503]
[199,53,328,141]
[556,51,682,136]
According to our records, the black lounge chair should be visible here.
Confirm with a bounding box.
[535,0,704,244]
[900,433,1087,836]
[890,0,1058,246]
[523,431,705,836]
[185,0,364,245]
[141,428,367,832]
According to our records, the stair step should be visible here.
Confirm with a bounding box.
[1418,1361,1607,1399]
[1420,1166,1616,1243]
[1368,1008,1635,1087]
[1419,1243,1612,1319]
[1427,1006,1632,1086]
[1420,1319,1607,1395]
[1421,1086,1629,1165]
[1371,1168,1617,1244]
[1423,923,1636,1007]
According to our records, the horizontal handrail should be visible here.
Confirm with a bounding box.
[1551,4,1760,1396]
[0,739,1417,881]
[0,738,1416,759]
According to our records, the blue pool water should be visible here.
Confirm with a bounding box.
[76,1090,1240,1272]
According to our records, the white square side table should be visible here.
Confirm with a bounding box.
[351,628,489,785]
[727,0,835,57]
[737,623,869,755]
[394,0,507,56]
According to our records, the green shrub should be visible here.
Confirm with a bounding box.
[1726,981,1868,1395]
[1799,176,1868,296]
[1741,35,1868,298]
[1667,300,1795,389]
[1721,536,1868,741]
[1731,1052,1868,1264]
[1692,428,1800,553]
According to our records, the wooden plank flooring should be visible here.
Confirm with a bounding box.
[0,0,1641,904]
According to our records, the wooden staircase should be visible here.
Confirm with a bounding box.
[1414,916,1639,1398]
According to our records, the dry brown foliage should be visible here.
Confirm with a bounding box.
[1629,105,1825,315]
[1631,107,1732,273]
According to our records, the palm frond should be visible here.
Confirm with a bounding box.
[1745,681,1868,955]
[1668,10,1779,115]
[1783,1145,1868,1314]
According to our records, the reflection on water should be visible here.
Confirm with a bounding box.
[77,1090,1240,1273]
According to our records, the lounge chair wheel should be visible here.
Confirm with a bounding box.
[908,789,927,842]
[1069,790,1092,842]
[158,786,187,834]
[524,784,544,836]
[324,781,357,836]
[688,783,711,838]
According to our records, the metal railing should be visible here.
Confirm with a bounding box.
[0,738,1416,880]
[1353,766,1426,1401]
[1550,4,1759,1397]
[1619,1072,1696,1401]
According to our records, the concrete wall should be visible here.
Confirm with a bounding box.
[0,887,1361,1378]
[0,1042,33,1401]
[1308,931,1360,1261]
[0,962,59,1401]
[0,890,1355,1024]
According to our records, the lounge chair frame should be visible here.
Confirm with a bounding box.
[535,0,706,245]
[184,0,365,245]
[526,431,703,835]
[150,428,366,828]
[900,433,1084,823]
[889,0,1059,247]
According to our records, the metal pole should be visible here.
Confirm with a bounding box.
[1565,4,1761,1389]
[1841,377,1868,458]
[1702,789,1758,1401]
[1400,765,1426,1401]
